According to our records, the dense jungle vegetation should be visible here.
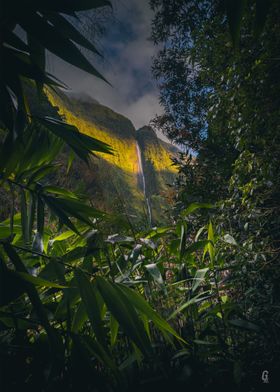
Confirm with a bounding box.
[0,1,279,391]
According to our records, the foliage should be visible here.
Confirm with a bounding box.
[1,0,111,135]
[1,186,261,390]
[0,1,182,391]
[151,0,280,386]
[1,0,279,390]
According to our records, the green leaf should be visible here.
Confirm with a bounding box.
[223,234,237,246]
[106,234,134,244]
[4,47,62,88]
[36,116,113,162]
[207,221,215,264]
[139,237,157,250]
[18,12,108,82]
[72,301,87,333]
[15,271,67,288]
[169,238,180,255]
[2,243,63,358]
[20,189,29,244]
[193,339,217,346]
[27,34,45,93]
[58,246,88,263]
[146,226,171,239]
[3,30,29,52]
[43,186,79,200]
[44,195,104,228]
[110,314,119,347]
[37,195,45,238]
[67,149,75,174]
[96,277,152,355]
[75,270,106,344]
[0,225,12,240]
[117,284,185,343]
[191,268,209,292]
[44,13,101,56]
[229,318,260,333]
[54,285,79,320]
[179,223,186,261]
[145,263,164,286]
[185,240,210,255]
[51,230,75,242]
[182,202,213,217]
[168,292,212,320]
[43,195,79,234]
[195,226,206,241]
[27,191,35,240]
[39,258,66,284]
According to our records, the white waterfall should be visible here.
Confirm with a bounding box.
[136,142,152,226]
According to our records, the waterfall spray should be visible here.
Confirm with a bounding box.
[136,142,152,226]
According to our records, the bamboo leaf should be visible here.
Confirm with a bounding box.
[185,240,210,255]
[207,221,215,264]
[229,318,260,333]
[191,268,209,293]
[18,12,108,82]
[223,233,237,246]
[182,202,213,217]
[20,189,29,244]
[43,195,79,234]
[2,243,64,358]
[51,230,75,242]
[15,271,67,288]
[110,314,119,347]
[117,284,185,343]
[168,292,212,320]
[72,301,87,333]
[44,13,101,55]
[179,223,186,261]
[43,186,79,200]
[75,270,106,344]
[145,263,164,286]
[37,195,45,238]
[96,277,152,355]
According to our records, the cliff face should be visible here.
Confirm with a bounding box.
[45,90,178,226]
[136,126,177,224]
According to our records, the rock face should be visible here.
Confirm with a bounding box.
[136,126,178,224]
[46,90,178,226]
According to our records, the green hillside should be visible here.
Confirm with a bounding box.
[46,90,178,226]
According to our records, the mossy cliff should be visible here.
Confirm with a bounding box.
[45,90,178,225]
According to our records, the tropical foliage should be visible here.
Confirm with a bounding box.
[0,0,279,391]
[151,0,280,386]
[0,1,182,390]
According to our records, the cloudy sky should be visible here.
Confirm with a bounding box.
[49,0,163,131]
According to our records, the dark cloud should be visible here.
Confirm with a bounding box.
[49,0,163,131]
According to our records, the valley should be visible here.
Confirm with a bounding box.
[46,90,178,226]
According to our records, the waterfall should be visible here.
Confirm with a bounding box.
[136,142,152,226]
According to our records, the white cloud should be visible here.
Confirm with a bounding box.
[122,92,162,129]
[49,0,164,132]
